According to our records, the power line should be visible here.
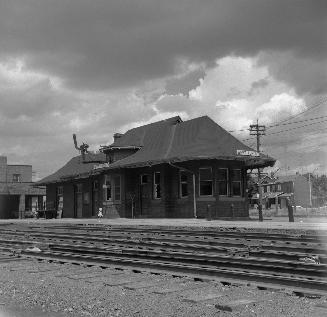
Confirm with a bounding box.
[230,97,327,134]
[236,114,327,135]
[243,120,327,142]
[267,114,327,129]
[264,118,327,136]
[266,97,327,127]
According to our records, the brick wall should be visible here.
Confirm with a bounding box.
[0,156,33,183]
[121,160,249,219]
[44,159,250,219]
[7,165,32,182]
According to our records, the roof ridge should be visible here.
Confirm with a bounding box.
[126,115,182,131]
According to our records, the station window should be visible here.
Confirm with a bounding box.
[179,171,188,198]
[231,169,242,196]
[76,183,82,193]
[277,184,281,191]
[57,186,63,211]
[153,172,161,199]
[140,174,148,184]
[57,186,64,195]
[114,175,121,201]
[104,175,121,201]
[199,167,213,196]
[104,175,112,201]
[217,168,228,196]
[93,180,99,191]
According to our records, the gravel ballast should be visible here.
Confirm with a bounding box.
[0,258,326,317]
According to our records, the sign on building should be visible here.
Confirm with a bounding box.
[236,150,260,157]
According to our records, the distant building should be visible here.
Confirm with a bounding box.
[0,156,46,218]
[262,173,311,208]
[38,116,275,219]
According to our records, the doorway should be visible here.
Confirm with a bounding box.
[139,174,151,217]
[74,184,83,218]
[92,180,99,217]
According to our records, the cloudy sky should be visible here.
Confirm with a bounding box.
[0,0,326,179]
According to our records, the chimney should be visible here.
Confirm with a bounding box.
[0,156,7,183]
[113,133,123,142]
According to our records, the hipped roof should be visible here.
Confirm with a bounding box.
[37,152,106,185]
[100,115,275,170]
[38,115,275,185]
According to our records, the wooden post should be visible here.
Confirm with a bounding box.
[258,185,263,222]
[286,198,294,222]
[19,194,25,219]
[206,204,211,221]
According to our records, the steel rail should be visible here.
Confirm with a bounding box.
[20,249,327,294]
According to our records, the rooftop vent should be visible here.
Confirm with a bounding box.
[113,133,123,142]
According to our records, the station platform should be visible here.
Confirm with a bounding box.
[0,217,327,232]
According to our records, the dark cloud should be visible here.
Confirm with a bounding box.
[258,52,327,97]
[0,0,325,93]
[165,68,206,96]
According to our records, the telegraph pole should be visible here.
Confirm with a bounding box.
[250,119,266,221]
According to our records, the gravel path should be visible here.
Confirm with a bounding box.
[0,257,326,317]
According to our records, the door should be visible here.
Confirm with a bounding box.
[140,174,151,217]
[92,180,99,217]
[74,184,83,218]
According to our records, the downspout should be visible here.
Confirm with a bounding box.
[169,162,197,218]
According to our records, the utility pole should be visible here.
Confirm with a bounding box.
[250,119,266,222]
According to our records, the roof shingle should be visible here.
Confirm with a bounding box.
[37,152,106,185]
[104,116,275,169]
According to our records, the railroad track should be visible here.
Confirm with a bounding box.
[0,223,326,295]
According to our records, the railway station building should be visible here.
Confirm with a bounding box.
[38,115,275,219]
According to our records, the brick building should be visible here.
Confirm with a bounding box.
[38,116,275,219]
[0,156,46,218]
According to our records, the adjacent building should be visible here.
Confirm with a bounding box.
[38,116,275,219]
[0,156,46,218]
[261,173,311,208]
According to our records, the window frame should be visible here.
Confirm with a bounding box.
[153,171,161,199]
[140,174,149,185]
[12,174,21,183]
[103,174,122,202]
[104,175,112,201]
[76,183,82,193]
[56,186,64,211]
[217,168,229,196]
[57,186,64,196]
[231,169,242,197]
[93,180,99,191]
[179,171,188,198]
[113,175,121,201]
[199,167,213,197]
